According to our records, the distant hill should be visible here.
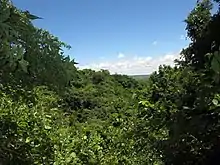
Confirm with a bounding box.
[129,75,150,80]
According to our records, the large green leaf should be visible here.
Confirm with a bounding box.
[24,11,42,20]
[211,51,220,74]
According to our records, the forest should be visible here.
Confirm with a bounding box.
[1,0,220,164]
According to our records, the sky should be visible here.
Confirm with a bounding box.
[12,0,197,75]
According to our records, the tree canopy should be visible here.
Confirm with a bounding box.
[1,0,220,164]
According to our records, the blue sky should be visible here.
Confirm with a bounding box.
[13,0,196,75]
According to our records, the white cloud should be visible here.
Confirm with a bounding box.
[152,41,157,45]
[78,52,181,75]
[117,53,125,58]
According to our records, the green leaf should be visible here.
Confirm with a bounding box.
[212,99,219,106]
[45,114,52,118]
[211,56,220,73]
[24,11,42,20]
[70,152,76,158]
[205,53,212,59]
[45,125,52,130]
[25,137,31,143]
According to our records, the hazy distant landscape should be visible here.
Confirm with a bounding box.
[129,74,150,80]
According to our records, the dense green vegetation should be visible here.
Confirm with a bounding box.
[129,75,150,80]
[1,0,220,164]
